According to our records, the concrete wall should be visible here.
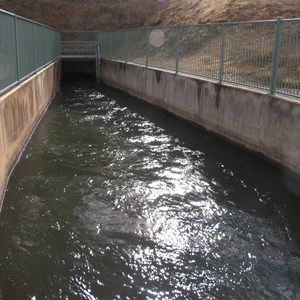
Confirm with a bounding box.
[101,59,300,175]
[0,60,61,207]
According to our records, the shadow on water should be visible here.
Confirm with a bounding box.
[68,77,300,250]
[1,74,300,299]
[99,82,300,236]
[63,75,300,243]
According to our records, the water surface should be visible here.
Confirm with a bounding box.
[1,77,300,299]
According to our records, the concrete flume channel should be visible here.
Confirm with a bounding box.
[1,56,300,298]
[1,56,300,206]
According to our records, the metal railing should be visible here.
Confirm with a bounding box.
[97,18,300,99]
[96,43,101,81]
[61,31,99,58]
[0,9,61,94]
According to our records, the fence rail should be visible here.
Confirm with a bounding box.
[96,18,300,99]
[60,31,99,58]
[0,9,61,94]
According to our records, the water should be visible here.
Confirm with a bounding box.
[1,76,300,299]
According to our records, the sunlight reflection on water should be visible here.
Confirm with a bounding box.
[1,81,300,299]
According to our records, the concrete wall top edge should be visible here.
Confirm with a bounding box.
[100,59,300,175]
[0,59,61,103]
[101,59,300,106]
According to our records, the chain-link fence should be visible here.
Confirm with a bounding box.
[0,9,61,94]
[98,18,300,99]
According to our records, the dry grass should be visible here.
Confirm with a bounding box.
[0,0,165,30]
[122,20,300,94]
[1,0,299,31]
[146,0,300,26]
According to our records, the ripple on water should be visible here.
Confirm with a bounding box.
[0,82,300,299]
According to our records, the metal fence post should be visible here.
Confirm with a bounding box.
[146,29,149,67]
[109,32,112,59]
[58,32,62,58]
[270,17,283,94]
[14,16,20,82]
[43,26,46,65]
[32,23,37,72]
[96,44,101,82]
[219,24,227,84]
[175,26,180,74]
[125,31,128,63]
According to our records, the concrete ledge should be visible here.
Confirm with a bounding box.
[101,59,300,175]
[0,60,61,207]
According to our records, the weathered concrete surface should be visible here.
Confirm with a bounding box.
[0,60,61,207]
[101,59,300,175]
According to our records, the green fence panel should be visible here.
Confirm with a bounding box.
[34,24,46,69]
[111,31,126,61]
[45,28,52,63]
[0,10,60,94]
[276,19,300,97]
[0,11,18,91]
[16,17,35,79]
[43,28,60,63]
[55,31,61,59]
[127,28,147,65]
[66,18,300,99]
[60,31,97,57]
[51,30,58,61]
[148,27,177,70]
[98,32,110,58]
[223,21,276,90]
[179,24,222,79]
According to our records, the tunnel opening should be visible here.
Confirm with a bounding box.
[61,59,96,80]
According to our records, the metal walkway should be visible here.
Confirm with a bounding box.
[61,41,97,59]
[61,31,99,59]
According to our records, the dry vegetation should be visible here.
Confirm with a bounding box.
[0,0,300,30]
[0,0,165,30]
[146,0,300,26]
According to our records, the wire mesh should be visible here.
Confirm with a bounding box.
[148,27,177,70]
[127,29,147,65]
[45,27,53,63]
[179,24,222,79]
[63,18,300,99]
[0,10,60,94]
[99,32,110,58]
[61,31,98,57]
[34,24,45,69]
[55,31,61,59]
[0,11,18,92]
[17,17,35,79]
[110,31,126,61]
[223,21,276,90]
[276,20,300,97]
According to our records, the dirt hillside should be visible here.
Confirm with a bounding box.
[0,0,299,30]
[0,0,165,30]
[146,0,300,26]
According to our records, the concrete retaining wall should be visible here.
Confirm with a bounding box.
[0,60,61,207]
[101,59,300,175]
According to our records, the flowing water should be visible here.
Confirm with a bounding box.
[1,76,300,299]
